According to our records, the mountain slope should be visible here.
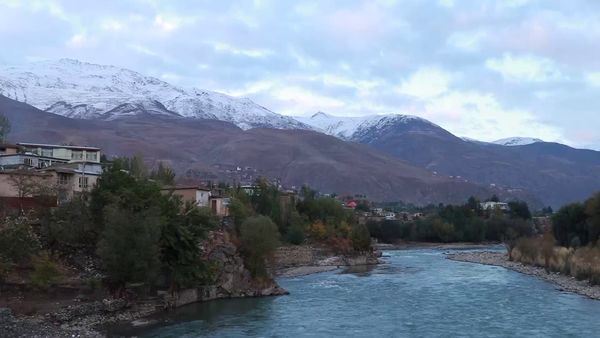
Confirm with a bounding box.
[0,59,310,130]
[0,95,516,205]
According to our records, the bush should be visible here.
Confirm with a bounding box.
[43,196,96,250]
[0,217,40,266]
[350,223,371,252]
[432,218,455,243]
[239,216,280,277]
[96,205,162,286]
[30,253,61,291]
[286,212,306,245]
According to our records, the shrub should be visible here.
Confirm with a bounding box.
[432,218,455,243]
[42,196,96,250]
[308,220,328,240]
[239,216,280,277]
[96,205,162,286]
[350,223,371,252]
[30,253,61,291]
[0,217,40,266]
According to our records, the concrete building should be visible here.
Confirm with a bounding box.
[209,196,230,217]
[17,142,101,163]
[161,186,211,207]
[480,201,509,211]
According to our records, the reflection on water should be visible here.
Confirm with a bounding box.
[108,248,600,338]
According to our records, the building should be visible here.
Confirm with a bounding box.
[209,196,230,217]
[480,201,509,211]
[0,144,18,155]
[39,162,103,202]
[17,142,101,163]
[0,153,68,169]
[161,186,211,207]
[0,142,104,206]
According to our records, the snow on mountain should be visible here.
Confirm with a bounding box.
[0,59,310,130]
[493,137,543,146]
[296,111,437,140]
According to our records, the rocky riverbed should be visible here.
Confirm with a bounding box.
[447,251,600,300]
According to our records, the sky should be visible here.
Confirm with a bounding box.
[0,0,599,149]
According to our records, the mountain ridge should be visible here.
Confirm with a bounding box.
[0,58,311,130]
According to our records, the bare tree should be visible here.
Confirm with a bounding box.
[7,170,57,214]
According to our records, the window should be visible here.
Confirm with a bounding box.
[41,148,53,157]
[72,151,84,161]
[86,152,97,161]
[78,176,89,189]
[57,173,69,185]
[23,157,34,167]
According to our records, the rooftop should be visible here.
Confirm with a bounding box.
[17,142,101,151]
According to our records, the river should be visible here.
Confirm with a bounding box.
[107,248,600,337]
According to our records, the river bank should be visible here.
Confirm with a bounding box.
[447,251,600,300]
[374,241,502,251]
[273,245,382,278]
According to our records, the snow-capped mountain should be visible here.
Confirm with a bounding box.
[0,59,310,130]
[493,137,543,146]
[295,111,439,141]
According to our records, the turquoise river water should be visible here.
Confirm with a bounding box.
[107,248,600,337]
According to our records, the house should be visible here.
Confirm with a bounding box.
[240,185,258,196]
[480,201,509,211]
[0,144,18,155]
[384,211,396,220]
[345,200,357,209]
[17,142,101,163]
[0,153,69,169]
[39,162,103,202]
[161,186,211,207]
[209,196,230,217]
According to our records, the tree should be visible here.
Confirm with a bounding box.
[350,223,371,252]
[96,205,162,287]
[286,211,306,245]
[0,217,40,266]
[552,203,588,247]
[508,201,532,220]
[432,218,455,243]
[585,193,600,244]
[239,216,280,276]
[0,113,10,143]
[150,161,175,186]
[42,195,96,251]
[160,198,217,291]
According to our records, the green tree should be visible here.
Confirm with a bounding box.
[42,195,96,251]
[239,216,280,276]
[508,201,532,220]
[0,217,40,266]
[96,205,162,286]
[432,218,455,243]
[150,161,175,186]
[552,203,588,247]
[0,113,10,143]
[585,193,600,244]
[350,223,371,252]
[160,198,217,290]
[286,211,306,245]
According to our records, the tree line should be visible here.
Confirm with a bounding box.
[367,197,534,244]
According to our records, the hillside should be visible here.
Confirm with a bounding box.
[0,95,515,205]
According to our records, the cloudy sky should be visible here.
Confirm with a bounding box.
[1,0,599,149]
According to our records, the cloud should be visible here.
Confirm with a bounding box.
[398,68,452,99]
[0,0,598,149]
[585,72,600,87]
[485,53,564,82]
